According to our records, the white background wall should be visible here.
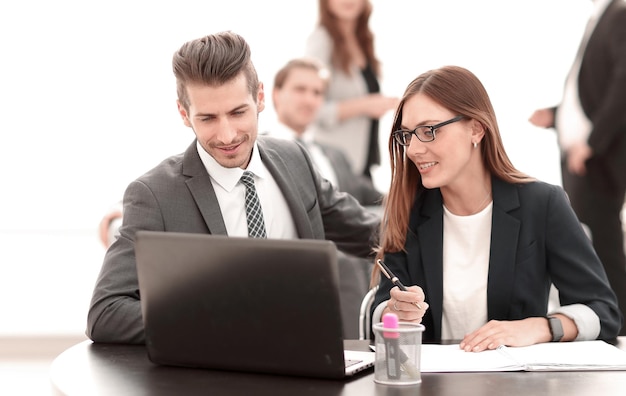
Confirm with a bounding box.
[0,0,590,336]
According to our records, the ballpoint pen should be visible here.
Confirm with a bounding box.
[376,259,423,310]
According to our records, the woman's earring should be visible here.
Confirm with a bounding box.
[473,142,477,149]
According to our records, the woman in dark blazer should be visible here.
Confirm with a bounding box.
[371,66,622,351]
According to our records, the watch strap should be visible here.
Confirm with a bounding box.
[547,315,564,342]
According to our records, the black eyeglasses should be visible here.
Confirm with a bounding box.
[392,115,465,146]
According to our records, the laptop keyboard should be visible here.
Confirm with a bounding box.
[345,358,362,368]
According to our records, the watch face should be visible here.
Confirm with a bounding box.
[548,316,564,342]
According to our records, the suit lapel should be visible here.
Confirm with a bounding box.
[180,139,316,239]
[414,178,522,336]
[257,140,316,239]
[414,190,444,340]
[181,142,228,235]
[487,177,521,319]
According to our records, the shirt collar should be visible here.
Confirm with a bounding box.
[271,121,316,146]
[196,140,268,192]
[269,122,297,140]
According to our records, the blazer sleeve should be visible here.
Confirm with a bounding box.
[315,167,380,259]
[544,185,623,339]
[86,179,165,344]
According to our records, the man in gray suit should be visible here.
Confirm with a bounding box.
[267,57,384,337]
[87,31,380,344]
[98,58,383,247]
[266,57,384,208]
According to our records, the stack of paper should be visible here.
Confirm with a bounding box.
[420,341,626,372]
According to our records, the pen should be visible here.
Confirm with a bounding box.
[376,259,423,310]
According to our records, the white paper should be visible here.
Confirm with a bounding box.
[420,341,626,372]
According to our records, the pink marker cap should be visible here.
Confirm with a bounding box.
[383,312,400,339]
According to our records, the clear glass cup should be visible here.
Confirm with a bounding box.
[372,321,425,385]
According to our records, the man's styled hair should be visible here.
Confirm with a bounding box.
[172,31,259,110]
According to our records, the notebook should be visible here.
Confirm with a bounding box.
[134,230,375,379]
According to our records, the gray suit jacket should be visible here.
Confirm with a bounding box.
[88,136,379,344]
[318,143,383,207]
[373,177,622,341]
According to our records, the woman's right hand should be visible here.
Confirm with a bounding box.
[385,285,429,323]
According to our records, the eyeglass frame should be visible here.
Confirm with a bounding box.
[392,115,466,146]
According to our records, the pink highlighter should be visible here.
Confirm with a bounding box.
[383,313,402,379]
[382,312,420,379]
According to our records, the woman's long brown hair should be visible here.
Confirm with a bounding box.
[370,66,534,287]
[318,0,380,76]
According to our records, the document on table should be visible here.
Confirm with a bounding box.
[420,341,626,372]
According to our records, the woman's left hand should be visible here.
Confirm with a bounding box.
[459,317,553,352]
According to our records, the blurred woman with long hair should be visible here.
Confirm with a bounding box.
[306,0,398,179]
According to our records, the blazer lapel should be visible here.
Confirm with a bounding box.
[257,140,316,239]
[487,177,521,319]
[413,179,522,337]
[182,142,228,235]
[414,189,445,340]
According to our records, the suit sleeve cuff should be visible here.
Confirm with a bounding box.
[549,303,600,340]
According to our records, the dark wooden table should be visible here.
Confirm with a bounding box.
[50,338,626,396]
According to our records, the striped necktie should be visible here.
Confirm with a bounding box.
[239,171,267,238]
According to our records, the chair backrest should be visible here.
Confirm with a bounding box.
[358,285,379,340]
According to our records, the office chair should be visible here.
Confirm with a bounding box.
[358,285,379,340]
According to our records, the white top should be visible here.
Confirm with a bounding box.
[371,199,599,340]
[441,202,493,340]
[196,141,298,239]
[305,26,374,175]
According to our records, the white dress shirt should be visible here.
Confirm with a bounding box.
[196,141,298,239]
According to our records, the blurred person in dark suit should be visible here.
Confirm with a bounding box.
[529,0,626,335]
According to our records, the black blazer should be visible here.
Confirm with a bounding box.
[578,0,626,160]
[373,177,622,342]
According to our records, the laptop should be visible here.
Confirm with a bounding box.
[134,230,375,379]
